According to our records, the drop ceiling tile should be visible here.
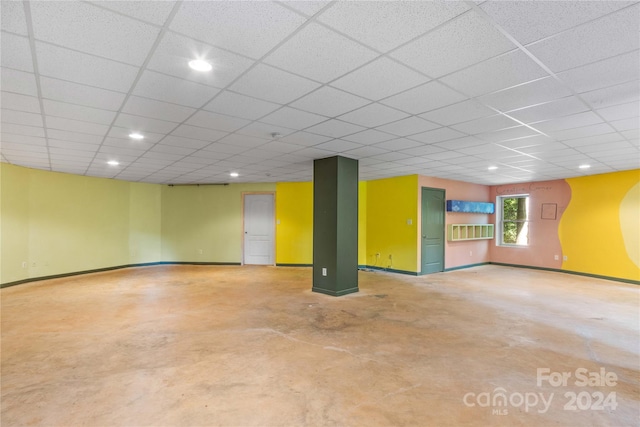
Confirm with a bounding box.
[99,144,147,157]
[527,6,639,72]
[142,151,184,161]
[36,42,138,92]
[259,107,327,129]
[408,127,466,144]
[507,96,589,123]
[577,140,634,154]
[373,138,423,151]
[479,77,573,113]
[282,1,330,17]
[43,100,116,125]
[257,141,306,154]
[46,116,110,136]
[610,117,639,132]
[341,146,389,158]
[1,33,34,72]
[375,116,440,137]
[290,86,369,117]
[481,1,633,45]
[49,147,97,159]
[497,134,555,149]
[621,129,639,141]
[134,70,220,108]
[103,136,153,151]
[338,103,409,128]
[1,0,28,35]
[122,96,196,123]
[149,144,195,156]
[186,111,250,133]
[1,92,40,114]
[88,0,176,26]
[440,50,547,97]
[39,77,126,111]
[1,109,43,127]
[313,139,362,152]
[49,129,103,144]
[2,123,45,138]
[1,68,37,96]
[217,133,269,149]
[581,81,640,109]
[533,111,604,133]
[392,12,514,78]
[560,132,623,148]
[147,32,253,88]
[201,142,247,155]
[331,57,428,101]
[229,64,320,105]
[341,129,396,145]
[236,122,297,140]
[419,99,495,126]
[31,1,159,65]
[550,123,616,141]
[318,1,469,52]
[477,126,540,143]
[382,81,467,116]
[108,127,166,144]
[159,136,210,150]
[279,131,331,147]
[114,113,177,134]
[370,151,411,162]
[170,1,305,59]
[433,136,487,150]
[597,101,640,122]
[264,23,377,83]
[452,114,520,134]
[305,119,366,138]
[559,51,639,94]
[204,91,280,121]
[1,134,46,146]
[171,124,228,142]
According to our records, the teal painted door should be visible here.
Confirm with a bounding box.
[421,187,445,274]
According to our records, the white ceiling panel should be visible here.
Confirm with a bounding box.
[340,129,395,145]
[314,139,362,153]
[581,81,640,109]
[108,127,165,144]
[89,1,176,26]
[203,91,280,121]
[610,117,640,132]
[2,123,45,138]
[170,1,306,59]
[171,124,228,142]
[331,57,428,101]
[186,110,250,133]
[1,134,46,146]
[338,103,408,128]
[217,133,269,149]
[317,1,469,52]
[39,77,126,111]
[341,145,389,159]
[597,102,640,122]
[477,126,540,143]
[558,51,640,94]
[373,138,422,151]
[43,100,116,125]
[2,92,40,114]
[36,42,138,92]
[508,97,589,124]
[1,68,37,96]
[375,116,440,137]
[408,127,466,145]
[259,107,327,129]
[264,23,377,83]
[420,100,495,126]
[290,86,369,117]
[134,70,220,108]
[279,131,331,147]
[2,109,43,127]
[229,64,320,104]
[391,11,514,78]
[479,77,573,112]
[452,114,521,134]
[440,50,547,97]
[549,123,617,141]
[30,1,160,65]
[103,137,153,151]
[114,113,177,134]
[381,81,467,115]
[160,136,212,150]
[46,116,109,136]
[236,122,297,140]
[527,5,639,72]
[282,1,331,17]
[1,33,34,72]
[1,0,28,35]
[122,96,195,123]
[147,32,253,88]
[434,136,487,150]
[48,129,103,144]
[305,119,366,139]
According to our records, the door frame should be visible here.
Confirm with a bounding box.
[420,186,445,275]
[241,192,276,266]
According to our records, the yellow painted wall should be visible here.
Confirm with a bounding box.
[560,169,640,281]
[0,163,162,285]
[275,182,313,264]
[160,183,275,263]
[366,175,418,272]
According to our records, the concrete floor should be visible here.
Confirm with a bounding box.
[1,265,638,426]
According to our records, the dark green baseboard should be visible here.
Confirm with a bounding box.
[358,265,419,276]
[489,262,639,285]
[276,263,313,267]
[443,262,491,273]
[312,286,359,296]
[0,261,241,289]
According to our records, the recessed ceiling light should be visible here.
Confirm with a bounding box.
[129,132,144,140]
[579,164,591,169]
[488,166,498,170]
[188,59,212,72]
[107,160,120,166]
[230,172,239,178]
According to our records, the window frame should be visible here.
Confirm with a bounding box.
[497,194,530,247]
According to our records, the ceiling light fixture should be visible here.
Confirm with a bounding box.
[188,59,212,72]
[230,172,239,178]
[579,164,591,169]
[107,160,120,166]
[129,132,144,140]
[488,166,498,170]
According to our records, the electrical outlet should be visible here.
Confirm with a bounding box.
[406,219,412,225]
[322,268,327,276]
[563,255,568,261]
[21,261,27,268]
[198,249,203,255]
[554,255,559,261]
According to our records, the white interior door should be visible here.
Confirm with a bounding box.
[243,194,274,265]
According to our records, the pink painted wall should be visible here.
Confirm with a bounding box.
[418,176,492,270]
[489,179,571,269]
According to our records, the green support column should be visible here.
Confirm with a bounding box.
[313,156,358,296]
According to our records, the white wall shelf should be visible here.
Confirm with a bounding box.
[448,224,494,241]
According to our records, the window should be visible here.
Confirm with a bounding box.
[498,195,529,246]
